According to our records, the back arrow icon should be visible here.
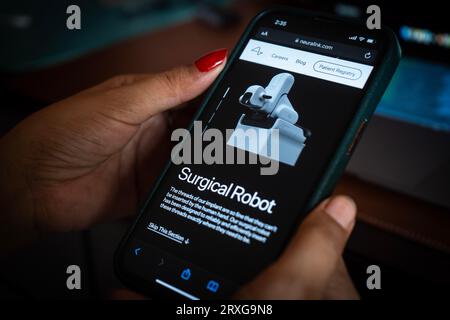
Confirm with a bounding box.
[134,247,141,256]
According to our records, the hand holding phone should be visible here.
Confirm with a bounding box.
[115,7,401,299]
[235,195,359,299]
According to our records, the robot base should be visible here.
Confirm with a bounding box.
[227,115,307,166]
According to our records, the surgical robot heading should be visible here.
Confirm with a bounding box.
[227,73,310,166]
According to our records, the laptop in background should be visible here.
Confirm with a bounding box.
[314,1,450,208]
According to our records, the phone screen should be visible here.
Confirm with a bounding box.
[117,11,389,299]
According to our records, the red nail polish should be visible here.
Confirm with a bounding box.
[195,48,228,72]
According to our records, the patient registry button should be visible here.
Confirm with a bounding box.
[313,61,362,80]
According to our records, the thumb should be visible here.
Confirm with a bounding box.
[236,195,357,299]
[96,48,228,125]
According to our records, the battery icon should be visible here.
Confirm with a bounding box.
[367,38,375,44]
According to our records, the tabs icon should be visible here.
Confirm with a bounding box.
[206,280,220,293]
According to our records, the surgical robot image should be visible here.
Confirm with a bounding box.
[227,73,310,166]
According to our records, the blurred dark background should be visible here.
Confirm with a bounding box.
[0,0,449,299]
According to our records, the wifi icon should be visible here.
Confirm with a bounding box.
[359,36,365,41]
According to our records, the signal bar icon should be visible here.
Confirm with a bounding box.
[348,35,357,40]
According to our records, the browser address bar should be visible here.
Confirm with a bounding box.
[239,39,374,89]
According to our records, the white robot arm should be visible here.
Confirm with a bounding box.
[239,73,298,124]
[230,72,309,166]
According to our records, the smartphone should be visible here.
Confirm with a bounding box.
[115,7,401,299]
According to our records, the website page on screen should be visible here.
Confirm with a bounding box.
[123,30,377,298]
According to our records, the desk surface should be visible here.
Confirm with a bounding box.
[2,1,450,295]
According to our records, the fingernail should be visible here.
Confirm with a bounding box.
[195,48,228,72]
[325,196,356,230]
